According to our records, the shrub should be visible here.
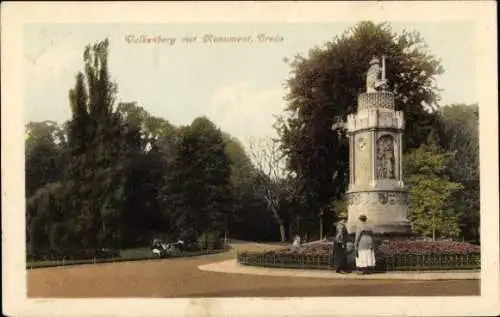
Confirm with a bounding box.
[197,231,223,250]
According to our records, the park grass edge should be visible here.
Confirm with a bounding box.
[27,246,232,270]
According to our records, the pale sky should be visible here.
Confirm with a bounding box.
[23,22,476,147]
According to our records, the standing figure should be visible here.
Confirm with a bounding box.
[376,142,387,178]
[383,141,395,179]
[292,234,301,251]
[366,56,388,93]
[332,215,349,273]
[354,214,376,274]
[376,135,396,179]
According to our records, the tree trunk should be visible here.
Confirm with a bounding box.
[279,223,286,243]
[270,205,286,243]
[296,216,300,237]
[319,208,324,240]
[288,222,293,242]
[432,211,436,241]
[224,217,228,246]
[320,216,323,240]
[102,219,106,246]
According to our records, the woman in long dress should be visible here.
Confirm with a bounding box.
[354,215,376,274]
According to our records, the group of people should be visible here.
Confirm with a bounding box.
[333,214,376,274]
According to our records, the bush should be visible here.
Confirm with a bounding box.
[197,231,223,250]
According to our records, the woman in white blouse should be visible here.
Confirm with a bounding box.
[354,214,376,274]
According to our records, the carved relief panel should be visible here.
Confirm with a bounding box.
[375,134,396,179]
[346,191,409,206]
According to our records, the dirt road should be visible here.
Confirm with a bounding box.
[27,242,479,297]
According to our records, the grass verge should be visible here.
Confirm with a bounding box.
[27,246,231,269]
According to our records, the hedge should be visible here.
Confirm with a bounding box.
[237,251,480,272]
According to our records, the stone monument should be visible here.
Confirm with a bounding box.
[344,55,412,234]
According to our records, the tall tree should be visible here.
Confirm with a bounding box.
[25,121,66,196]
[437,103,479,242]
[247,136,289,242]
[438,104,479,182]
[116,102,178,245]
[162,117,233,244]
[63,38,136,249]
[222,134,257,238]
[25,121,70,256]
[67,72,91,156]
[223,133,255,186]
[276,21,444,235]
[404,137,463,240]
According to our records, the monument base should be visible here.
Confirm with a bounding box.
[345,190,412,235]
[346,220,412,235]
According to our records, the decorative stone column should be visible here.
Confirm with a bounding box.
[344,56,412,235]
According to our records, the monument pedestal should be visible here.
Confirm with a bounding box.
[344,89,412,235]
[345,189,412,234]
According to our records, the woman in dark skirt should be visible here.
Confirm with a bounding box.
[332,215,349,273]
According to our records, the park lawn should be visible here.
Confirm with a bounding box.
[27,247,155,269]
[27,246,231,269]
[119,247,153,259]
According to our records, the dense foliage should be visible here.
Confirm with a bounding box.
[26,21,481,260]
[437,104,480,243]
[25,39,274,259]
[161,117,232,244]
[275,21,445,238]
[404,137,464,239]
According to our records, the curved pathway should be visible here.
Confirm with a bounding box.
[199,259,479,280]
[27,242,479,297]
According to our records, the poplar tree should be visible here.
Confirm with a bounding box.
[64,38,136,249]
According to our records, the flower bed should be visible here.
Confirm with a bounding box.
[377,237,480,256]
[237,237,480,272]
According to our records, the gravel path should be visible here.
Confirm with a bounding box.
[27,242,479,297]
[199,259,479,280]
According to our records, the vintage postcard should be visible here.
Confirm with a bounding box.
[2,1,499,316]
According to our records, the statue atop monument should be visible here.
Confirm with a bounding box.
[366,55,388,93]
